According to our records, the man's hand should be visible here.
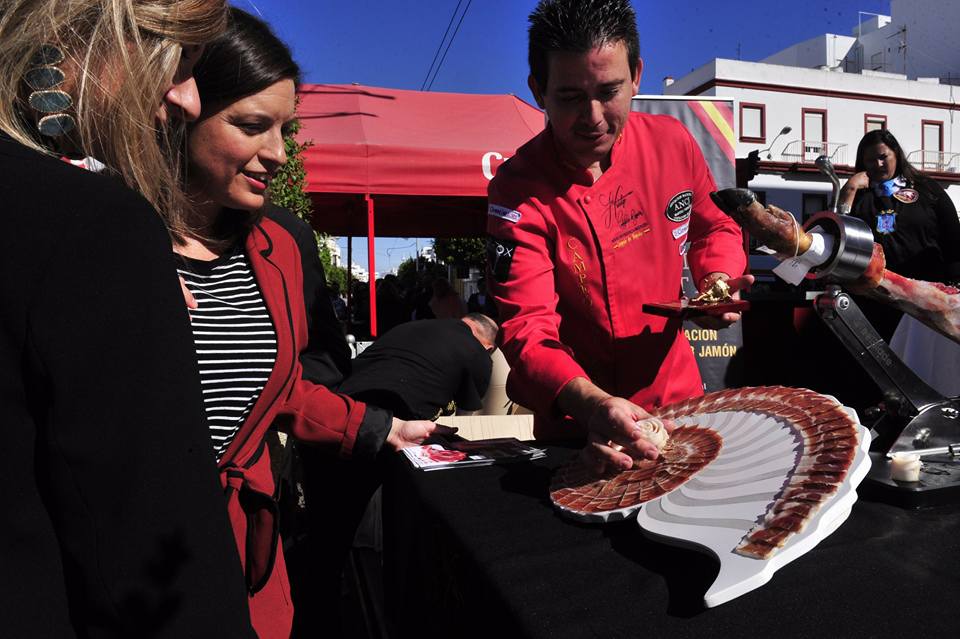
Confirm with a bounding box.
[385,418,456,451]
[691,272,754,330]
[558,378,674,476]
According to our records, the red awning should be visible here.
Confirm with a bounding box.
[297,83,544,237]
[296,84,543,336]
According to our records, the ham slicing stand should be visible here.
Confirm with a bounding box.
[803,156,960,506]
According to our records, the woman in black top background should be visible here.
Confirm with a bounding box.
[838,128,960,340]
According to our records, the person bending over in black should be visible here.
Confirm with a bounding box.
[339,313,498,419]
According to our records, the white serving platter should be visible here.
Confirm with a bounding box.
[636,404,872,607]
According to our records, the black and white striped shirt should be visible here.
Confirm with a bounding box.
[176,246,277,461]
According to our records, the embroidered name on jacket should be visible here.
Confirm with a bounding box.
[600,184,650,249]
[565,238,593,307]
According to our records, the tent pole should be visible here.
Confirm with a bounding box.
[366,193,377,338]
[346,233,353,333]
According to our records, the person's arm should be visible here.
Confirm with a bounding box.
[928,180,960,282]
[280,365,444,460]
[486,186,589,418]
[555,378,666,474]
[838,172,870,213]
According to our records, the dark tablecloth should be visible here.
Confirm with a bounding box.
[383,443,960,639]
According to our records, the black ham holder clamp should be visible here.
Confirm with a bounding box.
[805,157,960,506]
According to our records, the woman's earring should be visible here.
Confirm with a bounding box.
[25,45,76,137]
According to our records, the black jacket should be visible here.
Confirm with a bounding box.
[851,177,960,284]
[339,319,492,420]
[850,177,960,339]
[0,136,255,637]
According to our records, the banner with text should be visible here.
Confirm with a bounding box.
[631,96,743,392]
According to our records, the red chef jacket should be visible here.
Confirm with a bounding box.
[487,112,746,438]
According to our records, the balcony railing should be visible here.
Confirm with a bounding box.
[779,140,848,166]
[906,150,960,173]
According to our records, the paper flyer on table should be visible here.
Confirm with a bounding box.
[403,438,546,471]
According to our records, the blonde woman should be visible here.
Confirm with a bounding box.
[0,1,255,636]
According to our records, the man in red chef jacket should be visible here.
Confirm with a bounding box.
[487,0,750,474]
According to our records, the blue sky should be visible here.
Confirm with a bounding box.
[232,0,890,274]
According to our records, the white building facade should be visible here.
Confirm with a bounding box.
[349,262,370,283]
[664,7,960,222]
[322,236,342,268]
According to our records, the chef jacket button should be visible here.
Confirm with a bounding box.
[584,195,592,204]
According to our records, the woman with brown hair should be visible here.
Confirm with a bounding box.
[0,1,255,636]
[178,8,444,637]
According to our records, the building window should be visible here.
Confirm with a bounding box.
[740,103,766,143]
[922,120,944,170]
[864,114,887,133]
[801,108,828,162]
[802,193,829,222]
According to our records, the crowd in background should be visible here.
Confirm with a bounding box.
[332,271,499,339]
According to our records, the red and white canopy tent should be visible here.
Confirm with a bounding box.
[296,83,544,335]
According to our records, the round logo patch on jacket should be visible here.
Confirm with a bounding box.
[893,188,919,204]
[665,190,693,222]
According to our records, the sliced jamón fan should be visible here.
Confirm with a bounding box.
[653,386,858,559]
[550,426,722,521]
[549,386,858,559]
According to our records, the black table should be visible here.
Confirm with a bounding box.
[382,443,960,638]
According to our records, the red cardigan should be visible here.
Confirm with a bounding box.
[217,216,389,638]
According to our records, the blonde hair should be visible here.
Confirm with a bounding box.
[0,0,227,238]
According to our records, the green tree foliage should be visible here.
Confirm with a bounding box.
[269,112,348,289]
[319,241,348,292]
[432,237,486,269]
[269,117,313,220]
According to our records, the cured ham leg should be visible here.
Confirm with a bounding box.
[710,189,812,259]
[860,270,960,343]
[711,188,960,344]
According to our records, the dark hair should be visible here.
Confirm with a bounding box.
[528,0,640,90]
[854,129,924,187]
[193,7,300,108]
